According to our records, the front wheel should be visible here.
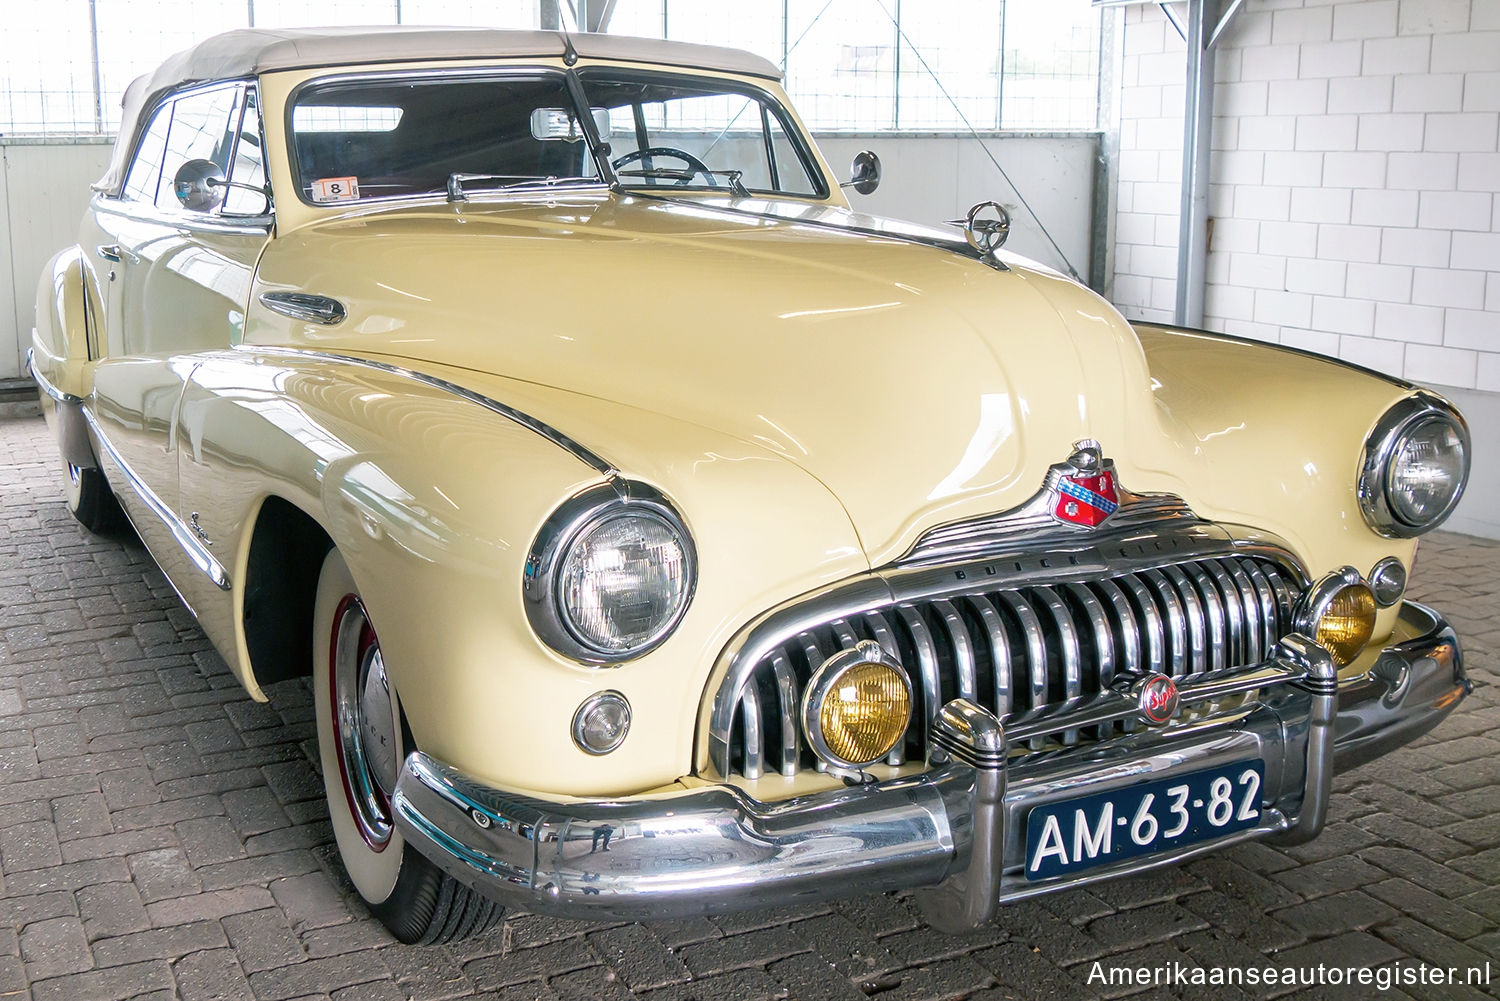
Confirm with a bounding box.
[312,548,503,943]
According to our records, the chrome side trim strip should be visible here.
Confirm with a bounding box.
[231,345,615,476]
[80,408,231,591]
[26,348,84,405]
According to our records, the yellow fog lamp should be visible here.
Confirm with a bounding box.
[801,640,912,770]
[1295,567,1377,666]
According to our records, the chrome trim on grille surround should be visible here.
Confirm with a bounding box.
[899,472,1196,568]
[701,517,1309,780]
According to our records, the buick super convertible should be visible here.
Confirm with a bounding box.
[29,27,1470,944]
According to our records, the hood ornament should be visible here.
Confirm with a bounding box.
[1050,439,1119,528]
[947,201,1011,271]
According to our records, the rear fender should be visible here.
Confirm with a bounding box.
[30,247,98,468]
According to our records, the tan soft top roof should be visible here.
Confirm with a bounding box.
[95,26,783,196]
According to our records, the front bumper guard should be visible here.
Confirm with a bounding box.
[391,601,1465,930]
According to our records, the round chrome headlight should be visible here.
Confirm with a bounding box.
[1359,395,1470,538]
[525,484,696,663]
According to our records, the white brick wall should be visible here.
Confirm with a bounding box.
[1109,0,1500,390]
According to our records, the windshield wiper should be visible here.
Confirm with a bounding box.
[615,168,750,198]
[445,173,599,202]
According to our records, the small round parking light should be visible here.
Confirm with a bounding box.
[1368,557,1407,608]
[572,691,631,755]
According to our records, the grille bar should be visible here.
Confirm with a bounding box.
[719,554,1301,780]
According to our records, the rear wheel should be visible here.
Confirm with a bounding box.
[312,548,503,944]
[64,461,122,534]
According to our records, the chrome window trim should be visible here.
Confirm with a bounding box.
[228,345,615,477]
[80,406,231,591]
[1357,392,1471,539]
[523,481,698,665]
[92,191,273,238]
[106,77,258,202]
[699,519,1309,778]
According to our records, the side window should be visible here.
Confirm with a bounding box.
[766,114,817,197]
[121,102,172,203]
[155,86,241,214]
[223,88,268,216]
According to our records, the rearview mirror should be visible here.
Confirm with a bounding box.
[173,158,270,216]
[173,158,226,213]
[842,150,881,196]
[531,107,612,142]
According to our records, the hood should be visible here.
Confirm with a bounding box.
[249,193,1159,563]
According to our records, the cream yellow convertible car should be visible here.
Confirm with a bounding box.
[30,27,1471,944]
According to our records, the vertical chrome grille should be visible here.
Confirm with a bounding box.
[720,555,1300,780]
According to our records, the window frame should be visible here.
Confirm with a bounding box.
[284,66,612,209]
[107,77,273,232]
[575,66,830,201]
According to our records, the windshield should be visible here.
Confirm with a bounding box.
[578,70,825,198]
[288,68,825,204]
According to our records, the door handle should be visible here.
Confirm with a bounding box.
[96,244,138,264]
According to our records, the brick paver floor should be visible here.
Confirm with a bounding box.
[1,413,1496,1001]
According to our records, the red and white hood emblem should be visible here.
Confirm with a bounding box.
[1051,439,1119,528]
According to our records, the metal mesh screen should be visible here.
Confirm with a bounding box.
[0,0,1099,136]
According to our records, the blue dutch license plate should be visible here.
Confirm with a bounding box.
[1024,759,1265,881]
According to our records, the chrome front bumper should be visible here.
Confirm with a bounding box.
[390,601,1465,930]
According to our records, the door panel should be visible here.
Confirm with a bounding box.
[86,83,270,624]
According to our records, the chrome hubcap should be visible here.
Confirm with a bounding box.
[330,595,398,851]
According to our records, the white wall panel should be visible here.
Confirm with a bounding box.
[1,139,112,379]
[816,134,1099,282]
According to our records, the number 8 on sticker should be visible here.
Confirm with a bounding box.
[312,176,360,202]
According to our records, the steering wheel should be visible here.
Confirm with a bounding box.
[610,146,718,187]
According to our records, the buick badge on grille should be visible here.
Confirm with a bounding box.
[1051,439,1120,528]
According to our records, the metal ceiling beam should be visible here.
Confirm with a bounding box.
[1173,0,1241,328]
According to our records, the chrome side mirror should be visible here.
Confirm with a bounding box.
[173,158,226,212]
[842,150,881,196]
[174,157,270,215]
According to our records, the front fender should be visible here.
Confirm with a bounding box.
[1133,323,1426,641]
[180,348,865,798]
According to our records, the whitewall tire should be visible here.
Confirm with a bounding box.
[312,547,503,943]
